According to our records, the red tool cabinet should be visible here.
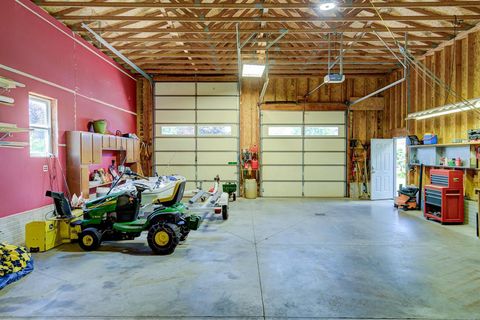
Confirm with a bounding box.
[424,169,464,224]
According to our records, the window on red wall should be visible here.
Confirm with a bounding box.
[28,94,57,157]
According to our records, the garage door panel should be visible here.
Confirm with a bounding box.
[262,111,303,124]
[197,152,237,165]
[155,138,195,151]
[155,82,195,95]
[304,152,345,165]
[305,111,345,124]
[304,166,345,181]
[197,138,237,151]
[263,166,302,180]
[197,110,238,123]
[155,110,195,123]
[197,166,237,180]
[305,139,345,151]
[304,182,345,197]
[197,96,238,109]
[155,96,195,110]
[155,152,195,165]
[197,82,238,96]
[262,152,302,165]
[155,165,195,180]
[262,182,302,197]
[263,139,302,151]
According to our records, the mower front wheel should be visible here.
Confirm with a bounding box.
[147,223,180,255]
[79,228,102,251]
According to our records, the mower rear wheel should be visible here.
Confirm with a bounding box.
[147,223,180,255]
[222,205,228,220]
[79,228,102,251]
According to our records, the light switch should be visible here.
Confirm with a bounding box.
[43,165,48,172]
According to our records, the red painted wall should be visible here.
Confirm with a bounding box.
[0,0,137,217]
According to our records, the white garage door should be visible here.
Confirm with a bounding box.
[261,110,346,197]
[154,82,239,190]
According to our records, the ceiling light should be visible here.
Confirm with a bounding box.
[318,1,337,11]
[406,98,480,120]
[242,64,266,77]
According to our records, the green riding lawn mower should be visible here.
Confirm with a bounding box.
[47,170,231,255]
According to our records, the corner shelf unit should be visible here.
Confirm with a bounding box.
[408,142,480,170]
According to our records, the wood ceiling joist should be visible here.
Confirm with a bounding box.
[53,14,480,23]
[34,1,480,9]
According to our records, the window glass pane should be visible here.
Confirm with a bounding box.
[30,128,49,155]
[29,97,49,127]
[198,125,232,136]
[161,126,195,136]
[305,126,339,136]
[268,126,301,136]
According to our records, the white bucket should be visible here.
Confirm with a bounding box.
[244,179,257,199]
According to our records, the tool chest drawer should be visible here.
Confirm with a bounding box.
[425,189,442,206]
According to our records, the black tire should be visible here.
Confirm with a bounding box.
[147,223,180,255]
[222,205,229,220]
[79,228,102,251]
[232,193,236,201]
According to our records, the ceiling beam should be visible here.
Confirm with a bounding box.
[70,26,469,34]
[34,1,480,9]
[54,14,480,23]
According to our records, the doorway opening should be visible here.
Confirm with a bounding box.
[394,137,407,196]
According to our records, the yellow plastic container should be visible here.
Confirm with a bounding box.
[244,179,257,199]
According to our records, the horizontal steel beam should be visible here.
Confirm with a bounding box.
[35,1,480,9]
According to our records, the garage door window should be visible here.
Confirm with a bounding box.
[161,125,195,136]
[198,125,232,136]
[305,126,339,136]
[268,126,302,136]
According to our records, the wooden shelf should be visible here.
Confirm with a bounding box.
[409,142,480,148]
[409,163,479,171]
[0,141,29,148]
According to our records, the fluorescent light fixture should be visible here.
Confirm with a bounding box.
[406,98,480,120]
[319,1,337,11]
[242,64,266,77]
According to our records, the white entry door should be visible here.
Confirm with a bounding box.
[370,139,394,200]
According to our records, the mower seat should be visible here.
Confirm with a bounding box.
[154,181,186,207]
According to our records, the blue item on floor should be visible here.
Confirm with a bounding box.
[0,259,34,290]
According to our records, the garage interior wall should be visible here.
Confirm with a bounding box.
[141,76,387,195]
[383,26,480,201]
[0,0,136,243]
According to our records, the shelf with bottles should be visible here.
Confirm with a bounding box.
[408,143,478,170]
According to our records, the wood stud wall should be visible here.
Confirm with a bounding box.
[383,28,480,199]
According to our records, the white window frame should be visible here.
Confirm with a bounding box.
[267,126,302,137]
[160,125,195,136]
[197,125,233,136]
[29,94,57,157]
[304,126,340,136]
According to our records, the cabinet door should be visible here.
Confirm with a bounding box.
[116,137,123,150]
[109,136,117,150]
[80,132,93,164]
[102,135,110,148]
[80,166,90,198]
[122,137,127,150]
[92,134,103,164]
[126,138,134,163]
[133,139,140,162]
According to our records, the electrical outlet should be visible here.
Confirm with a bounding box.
[43,165,48,172]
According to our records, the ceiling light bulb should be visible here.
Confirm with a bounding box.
[319,1,336,11]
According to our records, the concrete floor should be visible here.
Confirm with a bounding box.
[1,198,480,320]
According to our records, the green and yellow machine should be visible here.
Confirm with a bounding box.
[47,172,201,255]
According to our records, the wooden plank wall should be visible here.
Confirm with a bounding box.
[383,28,480,199]
[136,78,153,176]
